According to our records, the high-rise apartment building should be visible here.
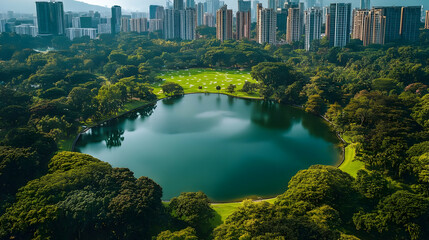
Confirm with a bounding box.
[197,3,204,25]
[130,18,148,33]
[425,10,429,29]
[204,13,215,27]
[360,0,370,10]
[36,1,65,35]
[180,8,196,40]
[286,8,302,43]
[111,5,122,34]
[0,19,8,33]
[352,9,385,46]
[400,6,421,42]
[268,0,276,10]
[352,10,369,41]
[66,28,97,40]
[14,24,38,37]
[216,5,233,41]
[236,11,251,40]
[257,4,277,44]
[238,0,251,12]
[207,0,220,17]
[305,7,322,51]
[328,3,351,47]
[149,19,163,32]
[64,12,73,28]
[186,0,195,9]
[149,5,164,20]
[174,0,184,10]
[164,9,176,39]
[121,18,130,32]
[377,6,402,42]
[252,1,259,22]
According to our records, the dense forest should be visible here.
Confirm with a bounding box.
[0,30,428,240]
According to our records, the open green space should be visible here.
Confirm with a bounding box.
[153,68,261,98]
[339,134,365,178]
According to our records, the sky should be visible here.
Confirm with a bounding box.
[77,0,428,12]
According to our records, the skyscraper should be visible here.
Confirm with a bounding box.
[150,5,164,19]
[425,10,429,29]
[360,0,370,10]
[329,3,351,47]
[207,0,220,17]
[238,0,251,12]
[204,13,215,27]
[216,5,233,41]
[164,9,175,39]
[257,4,277,44]
[180,8,197,40]
[36,1,65,35]
[111,5,122,34]
[186,0,195,8]
[121,17,130,32]
[305,7,322,51]
[252,1,259,22]
[286,7,302,44]
[174,0,184,10]
[352,9,386,46]
[268,0,276,10]
[197,3,205,26]
[150,19,163,32]
[236,11,251,40]
[130,18,148,33]
[377,7,402,42]
[352,10,369,41]
[400,6,421,42]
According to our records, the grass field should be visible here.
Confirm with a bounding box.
[338,134,365,177]
[210,198,276,227]
[153,68,261,98]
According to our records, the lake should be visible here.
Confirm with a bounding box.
[75,94,341,202]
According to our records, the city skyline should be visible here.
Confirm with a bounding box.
[1,0,427,13]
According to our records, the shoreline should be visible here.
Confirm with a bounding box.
[71,92,348,204]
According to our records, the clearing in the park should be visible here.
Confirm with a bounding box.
[153,68,260,98]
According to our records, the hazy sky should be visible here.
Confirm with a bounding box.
[77,0,427,12]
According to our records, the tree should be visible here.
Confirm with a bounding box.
[0,152,163,240]
[241,81,258,93]
[226,84,236,93]
[0,147,44,200]
[216,85,221,91]
[353,190,429,240]
[156,227,198,240]
[162,82,184,96]
[169,192,215,238]
[214,200,339,240]
[277,165,356,211]
[305,94,326,115]
[354,170,390,201]
[251,62,300,88]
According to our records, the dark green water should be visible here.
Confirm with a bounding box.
[76,94,341,201]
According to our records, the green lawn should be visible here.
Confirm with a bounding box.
[153,68,261,98]
[210,198,276,227]
[339,134,365,177]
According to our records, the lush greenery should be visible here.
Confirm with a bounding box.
[0,30,429,239]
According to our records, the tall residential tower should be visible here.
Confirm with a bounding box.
[36,1,65,35]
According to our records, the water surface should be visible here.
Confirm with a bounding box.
[76,94,341,201]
